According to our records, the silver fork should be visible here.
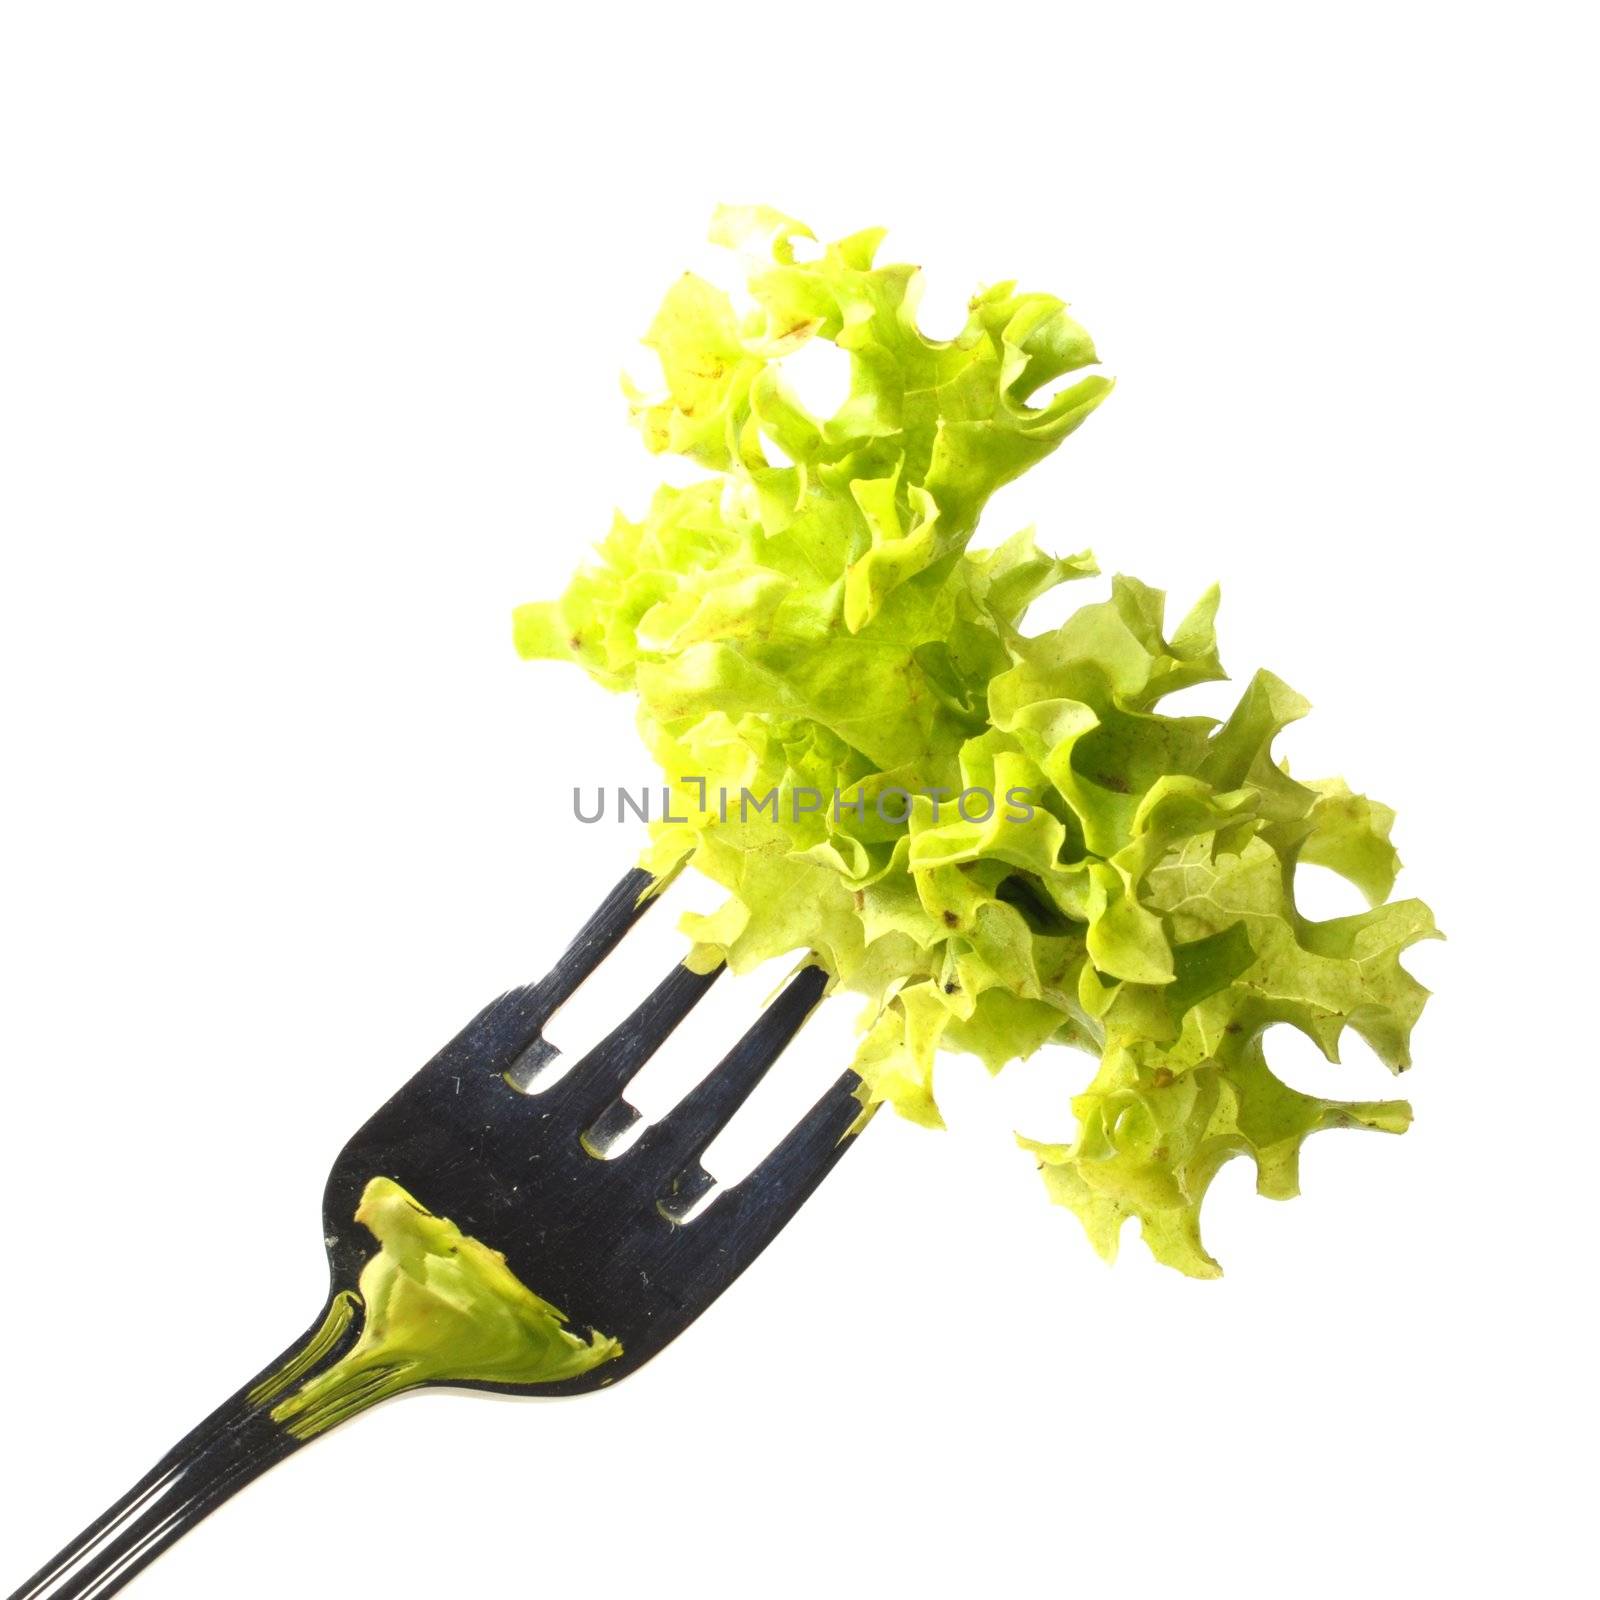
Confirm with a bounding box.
[8,868,865,1600]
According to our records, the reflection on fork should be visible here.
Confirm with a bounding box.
[9,868,866,1600]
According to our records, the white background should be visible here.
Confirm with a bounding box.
[2,5,1594,1597]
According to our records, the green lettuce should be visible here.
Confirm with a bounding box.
[517,208,1437,1276]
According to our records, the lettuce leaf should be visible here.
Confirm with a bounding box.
[517,208,1438,1276]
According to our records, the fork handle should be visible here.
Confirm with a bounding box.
[7,1308,346,1600]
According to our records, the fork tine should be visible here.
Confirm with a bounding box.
[541,960,722,1120]
[500,866,664,1089]
[635,963,828,1212]
[682,1068,867,1267]
[527,866,661,1019]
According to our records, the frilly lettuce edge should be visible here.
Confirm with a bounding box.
[518,207,1438,1276]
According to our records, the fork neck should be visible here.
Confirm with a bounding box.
[9,1295,363,1600]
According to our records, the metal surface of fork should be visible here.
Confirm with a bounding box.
[10,869,863,1600]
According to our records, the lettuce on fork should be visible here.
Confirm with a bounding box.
[516,207,1437,1276]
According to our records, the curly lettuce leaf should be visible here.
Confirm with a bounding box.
[517,208,1438,1276]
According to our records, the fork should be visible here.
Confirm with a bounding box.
[9,868,864,1600]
